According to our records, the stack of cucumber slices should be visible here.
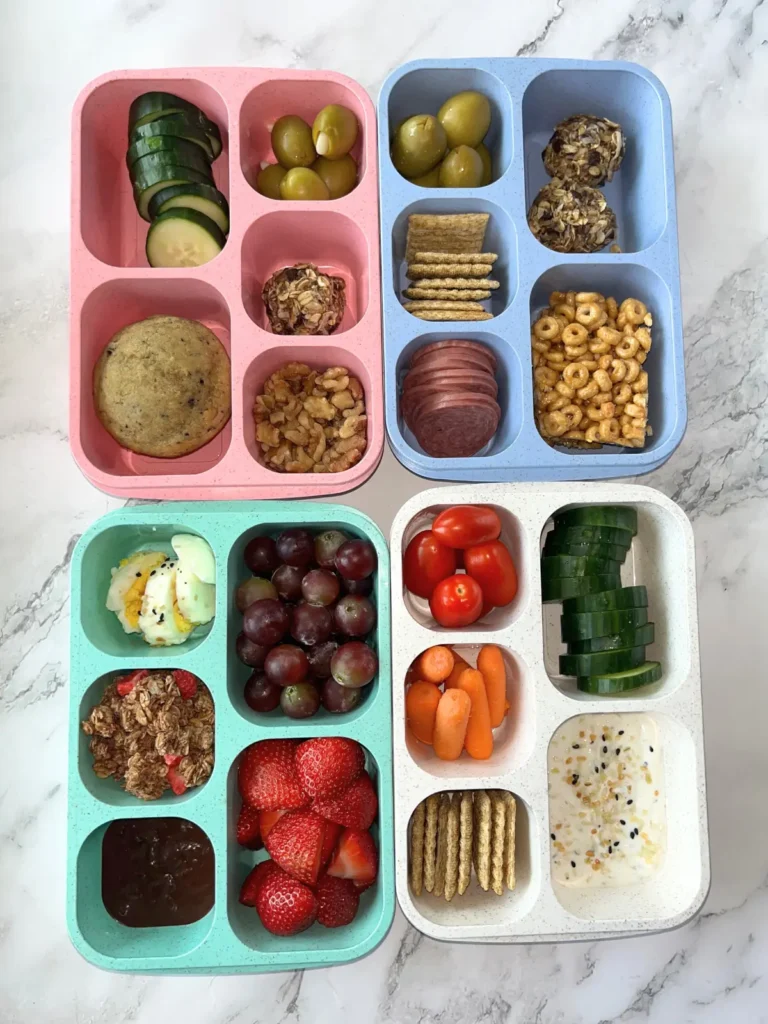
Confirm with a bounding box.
[127,92,230,267]
[542,505,662,695]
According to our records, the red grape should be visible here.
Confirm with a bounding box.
[306,640,338,679]
[321,678,362,714]
[334,594,376,637]
[331,642,377,688]
[342,576,373,597]
[244,535,279,576]
[280,682,321,719]
[335,539,377,581]
[243,599,289,646]
[290,602,333,646]
[301,568,340,607]
[272,564,304,602]
[235,576,278,613]
[244,671,281,713]
[275,528,315,567]
[264,644,309,687]
[236,632,270,668]
[314,530,348,569]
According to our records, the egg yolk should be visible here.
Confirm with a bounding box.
[172,597,194,634]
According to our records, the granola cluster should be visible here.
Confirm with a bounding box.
[543,115,625,187]
[262,263,346,336]
[82,672,214,801]
[527,180,617,254]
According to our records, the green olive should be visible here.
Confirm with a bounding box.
[271,115,315,169]
[475,142,493,186]
[279,167,331,201]
[408,163,443,187]
[437,91,491,149]
[312,154,358,198]
[391,114,447,178]
[439,146,484,188]
[256,163,287,199]
[312,104,359,160]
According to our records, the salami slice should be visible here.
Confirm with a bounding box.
[410,339,497,371]
[411,394,501,458]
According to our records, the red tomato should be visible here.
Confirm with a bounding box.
[429,574,484,628]
[403,530,457,599]
[463,541,518,607]
[432,506,502,549]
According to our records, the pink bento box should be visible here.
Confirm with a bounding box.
[70,68,383,500]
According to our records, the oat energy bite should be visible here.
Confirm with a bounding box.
[528,180,617,254]
[543,115,625,187]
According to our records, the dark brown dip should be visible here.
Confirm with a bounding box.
[102,818,214,928]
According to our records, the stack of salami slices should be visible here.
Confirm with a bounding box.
[400,340,500,458]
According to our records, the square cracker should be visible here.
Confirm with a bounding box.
[404,300,486,313]
[411,277,500,290]
[414,251,498,265]
[458,791,474,896]
[408,263,494,280]
[409,800,426,897]
[423,794,440,893]
[405,213,489,262]
[500,791,517,891]
[444,793,460,902]
[412,310,494,322]
[404,287,492,301]
[473,789,492,891]
[433,793,451,898]
[489,790,508,896]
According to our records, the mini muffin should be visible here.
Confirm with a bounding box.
[94,316,231,458]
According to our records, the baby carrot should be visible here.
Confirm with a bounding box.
[415,645,455,684]
[456,668,494,760]
[444,652,471,689]
[477,645,509,729]
[406,680,442,745]
[433,688,471,761]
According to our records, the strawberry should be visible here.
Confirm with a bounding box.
[240,859,281,907]
[320,821,342,867]
[326,828,378,886]
[172,669,198,700]
[315,875,360,928]
[260,808,288,839]
[353,879,375,893]
[255,864,317,936]
[163,754,182,767]
[264,809,326,885]
[295,737,365,801]
[237,804,263,850]
[313,770,378,831]
[167,765,187,796]
[238,740,308,811]
[115,669,148,697]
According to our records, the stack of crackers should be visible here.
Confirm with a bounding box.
[402,214,499,322]
[409,790,516,900]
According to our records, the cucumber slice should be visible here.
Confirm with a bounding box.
[543,540,629,563]
[146,208,225,268]
[567,622,655,653]
[545,524,633,549]
[148,184,230,234]
[562,585,648,615]
[560,645,647,677]
[130,117,215,160]
[553,505,638,535]
[561,607,649,643]
[577,661,662,695]
[129,145,212,183]
[542,574,621,603]
[133,168,214,220]
[541,554,624,579]
[129,91,205,130]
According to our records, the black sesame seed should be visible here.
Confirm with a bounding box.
[620,819,626,825]
[572,743,580,749]
[572,774,579,784]
[571,861,576,868]
[607,846,612,854]
[601,734,606,741]
[150,570,156,576]
[649,745,654,752]
[602,745,607,754]
[551,833,556,841]
[627,799,633,805]
[614,794,619,800]
[615,748,621,755]
[158,613,165,624]
[619,730,624,735]
[135,572,142,578]
[614,841,620,846]
[595,766,599,774]
[601,763,606,770]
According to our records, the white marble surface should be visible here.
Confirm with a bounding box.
[1,0,767,1020]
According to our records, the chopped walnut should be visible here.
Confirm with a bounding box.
[527,180,617,254]
[543,115,625,187]
[262,263,346,336]
[82,673,215,801]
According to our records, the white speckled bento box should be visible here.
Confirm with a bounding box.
[390,482,710,942]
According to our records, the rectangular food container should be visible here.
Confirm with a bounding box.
[70,68,382,500]
[390,482,708,942]
[67,501,393,974]
[378,59,685,481]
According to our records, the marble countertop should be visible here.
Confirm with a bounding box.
[2,0,767,1021]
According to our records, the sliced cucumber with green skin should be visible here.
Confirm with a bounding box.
[545,524,633,549]
[541,554,624,579]
[543,540,629,563]
[129,92,205,130]
[562,585,648,616]
[577,661,662,695]
[148,183,230,233]
[553,505,638,535]
[560,645,647,678]
[542,574,622,603]
[561,607,649,643]
[146,208,225,268]
[129,144,212,182]
[133,168,214,220]
[567,622,655,654]
[130,117,215,160]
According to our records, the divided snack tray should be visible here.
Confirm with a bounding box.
[378,58,686,481]
[70,68,382,500]
[391,482,709,942]
[67,502,394,974]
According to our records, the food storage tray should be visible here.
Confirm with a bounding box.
[378,59,685,481]
[70,68,382,500]
[390,482,708,942]
[67,501,393,974]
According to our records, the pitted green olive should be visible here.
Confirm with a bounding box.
[256,163,287,199]
[279,167,330,200]
[312,105,359,160]
[312,154,358,198]
[391,114,447,178]
[475,142,493,186]
[438,145,484,188]
[271,115,315,168]
[437,91,491,149]
[408,163,442,187]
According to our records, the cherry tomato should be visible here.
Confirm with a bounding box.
[432,506,502,549]
[403,530,457,599]
[429,574,484,628]
[463,540,518,607]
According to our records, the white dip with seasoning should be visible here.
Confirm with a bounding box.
[548,713,665,887]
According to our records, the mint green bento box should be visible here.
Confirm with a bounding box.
[67,501,394,974]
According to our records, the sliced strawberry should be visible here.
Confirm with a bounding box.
[167,765,187,796]
[260,808,289,840]
[237,803,263,850]
[238,740,308,811]
[313,770,378,831]
[353,878,376,893]
[315,874,360,928]
[295,737,365,801]
[255,864,317,936]
[163,754,182,767]
[172,669,198,700]
[320,821,342,867]
[326,828,378,886]
[240,859,281,907]
[115,669,148,697]
[264,809,326,885]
